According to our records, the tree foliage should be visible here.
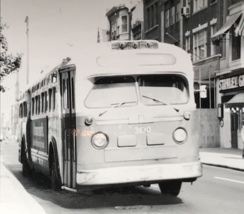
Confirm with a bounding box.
[0,19,22,92]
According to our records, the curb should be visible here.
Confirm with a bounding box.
[0,161,47,214]
[201,162,244,172]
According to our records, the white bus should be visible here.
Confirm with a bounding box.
[18,40,202,196]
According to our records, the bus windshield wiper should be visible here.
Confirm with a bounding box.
[142,95,179,112]
[99,101,136,117]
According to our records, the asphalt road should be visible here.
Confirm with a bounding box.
[1,140,244,214]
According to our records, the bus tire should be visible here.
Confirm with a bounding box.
[50,157,61,191]
[21,143,32,177]
[158,180,182,196]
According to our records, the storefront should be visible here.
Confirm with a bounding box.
[218,72,244,150]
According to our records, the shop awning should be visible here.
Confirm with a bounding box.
[225,92,244,108]
[211,12,242,41]
[235,13,244,36]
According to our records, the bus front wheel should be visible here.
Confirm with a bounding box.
[158,180,182,196]
[22,143,32,177]
[50,158,61,191]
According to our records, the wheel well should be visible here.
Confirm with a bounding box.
[49,144,54,174]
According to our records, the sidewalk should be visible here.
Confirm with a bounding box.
[200,148,244,171]
[0,159,47,214]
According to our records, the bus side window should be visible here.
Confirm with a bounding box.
[35,96,37,115]
[53,87,56,110]
[24,102,27,117]
[71,77,75,109]
[63,79,67,110]
[49,89,52,111]
[41,93,44,113]
[37,95,40,114]
[19,104,22,118]
[32,98,34,115]
[67,79,70,109]
[45,92,48,112]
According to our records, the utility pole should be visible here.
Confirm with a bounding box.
[25,16,29,85]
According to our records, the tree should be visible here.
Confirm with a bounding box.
[0,19,22,92]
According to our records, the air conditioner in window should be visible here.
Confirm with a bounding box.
[181,7,190,18]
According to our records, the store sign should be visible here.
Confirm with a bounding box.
[219,74,244,91]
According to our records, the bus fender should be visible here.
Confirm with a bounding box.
[48,137,62,186]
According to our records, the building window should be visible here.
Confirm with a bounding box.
[147,8,150,30]
[155,2,158,25]
[170,6,175,25]
[193,29,207,61]
[176,3,181,22]
[165,10,169,28]
[185,36,191,53]
[232,27,241,61]
[193,0,207,13]
[211,24,217,56]
[122,15,128,33]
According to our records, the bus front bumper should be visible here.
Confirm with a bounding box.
[76,161,202,185]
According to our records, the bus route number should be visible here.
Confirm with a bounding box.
[135,126,151,134]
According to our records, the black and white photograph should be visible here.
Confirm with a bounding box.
[0,0,244,213]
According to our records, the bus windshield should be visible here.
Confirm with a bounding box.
[138,75,188,105]
[85,76,137,108]
[85,74,189,108]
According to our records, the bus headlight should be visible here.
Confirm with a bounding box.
[173,128,187,144]
[91,132,108,149]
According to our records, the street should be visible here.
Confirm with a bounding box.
[1,140,244,214]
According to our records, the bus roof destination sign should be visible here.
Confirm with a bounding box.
[111,41,158,50]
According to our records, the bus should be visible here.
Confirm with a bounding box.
[17,40,202,196]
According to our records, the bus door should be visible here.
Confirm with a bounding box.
[60,66,76,189]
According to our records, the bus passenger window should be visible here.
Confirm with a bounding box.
[19,104,22,118]
[41,93,44,113]
[67,79,70,109]
[32,98,34,115]
[49,89,52,111]
[71,77,75,109]
[24,102,27,117]
[52,72,57,83]
[63,79,67,110]
[35,97,38,115]
[38,95,40,114]
[53,87,56,110]
[45,92,48,112]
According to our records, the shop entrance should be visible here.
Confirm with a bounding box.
[230,112,238,148]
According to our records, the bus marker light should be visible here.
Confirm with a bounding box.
[85,117,93,126]
[173,128,187,144]
[183,112,191,120]
[91,132,108,149]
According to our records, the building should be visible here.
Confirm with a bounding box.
[212,0,244,150]
[143,0,161,41]
[106,5,131,41]
[143,0,227,148]
[131,1,144,40]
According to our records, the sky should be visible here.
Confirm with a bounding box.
[0,0,141,123]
